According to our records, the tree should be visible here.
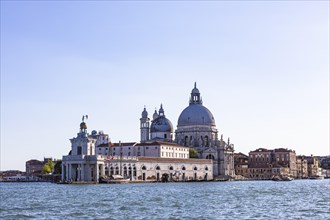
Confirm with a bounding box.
[42,160,54,174]
[53,160,62,174]
[189,148,199,158]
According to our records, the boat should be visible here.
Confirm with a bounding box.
[309,175,325,180]
[271,175,293,181]
[99,175,130,184]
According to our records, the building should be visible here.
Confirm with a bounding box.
[234,153,249,178]
[139,83,235,178]
[26,159,44,175]
[235,148,298,180]
[273,148,297,177]
[296,156,309,179]
[320,156,330,169]
[62,119,213,183]
[61,83,236,182]
[305,155,319,177]
[176,83,235,177]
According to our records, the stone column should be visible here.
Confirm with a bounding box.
[77,164,81,181]
[81,164,84,182]
[95,164,99,183]
[101,164,105,176]
[61,163,65,181]
[66,163,69,181]
[69,163,72,181]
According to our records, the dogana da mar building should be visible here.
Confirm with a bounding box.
[61,83,235,182]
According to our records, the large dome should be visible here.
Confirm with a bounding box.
[150,117,173,132]
[178,104,215,126]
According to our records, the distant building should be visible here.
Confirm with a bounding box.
[235,148,298,180]
[273,148,297,177]
[234,153,249,178]
[26,159,43,175]
[304,155,319,177]
[320,156,330,169]
[296,156,308,179]
[0,170,24,181]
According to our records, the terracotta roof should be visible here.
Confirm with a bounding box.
[234,152,248,158]
[112,142,137,147]
[137,157,212,164]
[26,160,43,165]
[250,148,272,153]
[96,143,109,148]
[135,141,187,148]
[274,148,295,153]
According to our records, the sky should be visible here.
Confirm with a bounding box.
[1,1,329,171]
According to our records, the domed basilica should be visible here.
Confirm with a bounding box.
[140,83,235,177]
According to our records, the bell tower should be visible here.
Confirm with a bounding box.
[140,106,150,142]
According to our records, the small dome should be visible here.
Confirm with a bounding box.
[191,82,200,94]
[192,87,200,94]
[141,107,148,118]
[150,117,173,133]
[153,110,158,120]
[178,104,215,126]
[80,122,87,130]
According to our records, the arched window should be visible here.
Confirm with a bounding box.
[205,136,209,146]
[184,136,188,146]
[182,166,186,171]
[156,166,160,170]
[77,146,82,155]
[205,166,208,171]
[206,154,215,160]
[194,167,198,171]
[133,167,137,176]
[142,166,147,170]
[169,166,173,170]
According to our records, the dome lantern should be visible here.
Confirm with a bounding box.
[141,106,148,118]
[190,82,202,105]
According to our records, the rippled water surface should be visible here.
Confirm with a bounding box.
[1,180,329,219]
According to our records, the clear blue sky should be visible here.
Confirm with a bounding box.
[1,1,329,171]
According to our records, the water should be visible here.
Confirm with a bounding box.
[1,180,329,219]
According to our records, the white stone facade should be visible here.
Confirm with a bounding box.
[62,155,213,183]
[139,83,236,178]
[62,123,212,183]
[175,84,235,178]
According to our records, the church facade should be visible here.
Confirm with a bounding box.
[140,83,235,178]
[61,83,235,183]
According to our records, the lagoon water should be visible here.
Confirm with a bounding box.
[1,180,329,219]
